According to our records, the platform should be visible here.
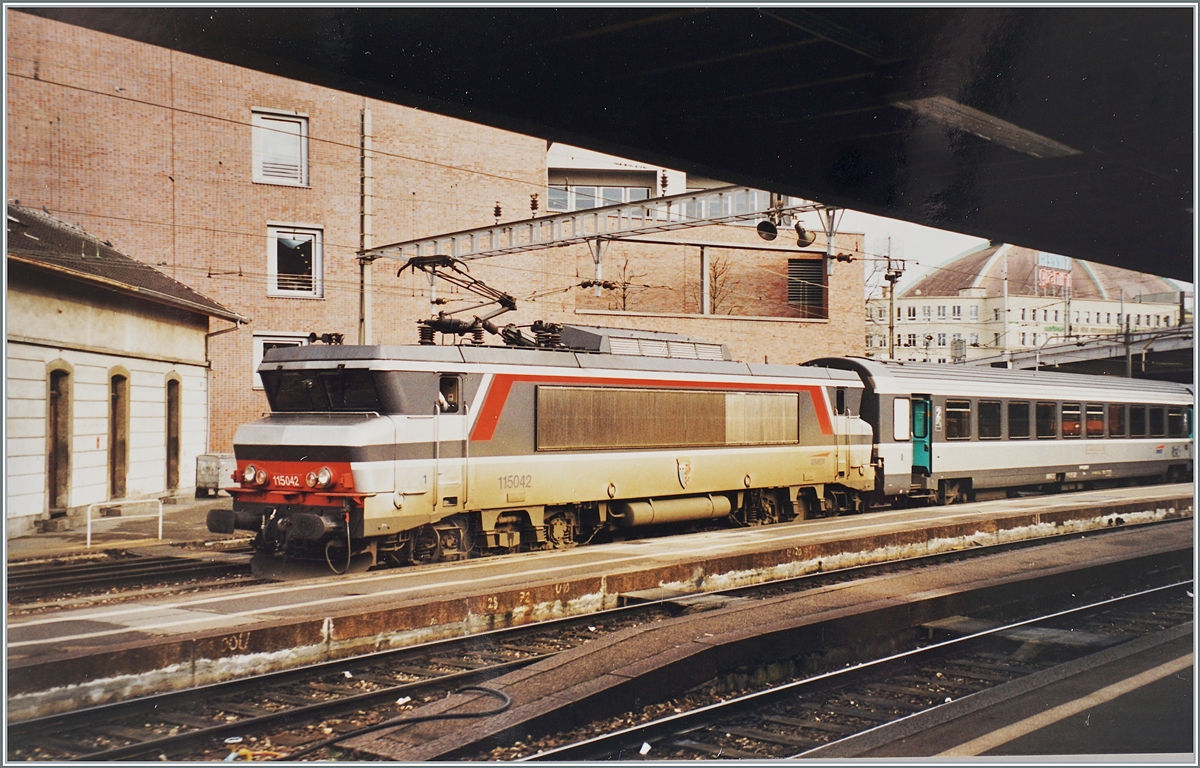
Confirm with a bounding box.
[6,485,1193,721]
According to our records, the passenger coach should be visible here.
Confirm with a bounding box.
[807,357,1194,505]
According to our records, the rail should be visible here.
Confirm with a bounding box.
[86,499,163,548]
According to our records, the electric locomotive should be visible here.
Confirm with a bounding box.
[208,325,876,572]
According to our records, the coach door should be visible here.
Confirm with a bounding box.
[911,396,932,475]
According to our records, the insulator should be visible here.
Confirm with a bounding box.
[472,325,484,345]
[418,323,436,345]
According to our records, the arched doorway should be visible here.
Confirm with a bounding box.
[109,373,129,499]
[48,369,71,511]
[166,378,181,491]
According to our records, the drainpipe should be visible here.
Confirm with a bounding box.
[204,321,242,453]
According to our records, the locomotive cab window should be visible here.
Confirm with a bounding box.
[1036,402,1057,438]
[438,376,461,413]
[263,368,385,413]
[945,400,971,440]
[978,400,1002,439]
[1062,403,1082,438]
[1108,404,1126,437]
[1008,401,1031,439]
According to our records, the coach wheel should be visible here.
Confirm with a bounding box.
[546,510,577,549]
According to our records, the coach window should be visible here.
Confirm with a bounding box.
[1062,403,1082,438]
[1167,407,1188,438]
[1130,405,1147,437]
[1148,406,1166,437]
[978,401,1002,439]
[1008,401,1031,439]
[438,376,460,413]
[892,397,910,441]
[945,400,971,440]
[1036,402,1057,438]
[1108,404,1126,437]
[1085,404,1105,437]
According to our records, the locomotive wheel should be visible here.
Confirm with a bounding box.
[546,510,577,549]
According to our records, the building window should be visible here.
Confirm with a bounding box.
[906,306,917,320]
[906,333,917,347]
[1020,308,1026,321]
[969,306,979,321]
[937,333,946,347]
[994,332,1002,346]
[1020,332,1027,345]
[937,305,946,320]
[952,305,962,320]
[268,225,323,297]
[546,184,655,212]
[969,333,979,345]
[253,332,310,389]
[1106,313,1112,324]
[252,110,308,186]
[787,259,827,319]
[1054,310,1059,322]
[993,308,1001,321]
[877,307,886,320]
[922,305,931,320]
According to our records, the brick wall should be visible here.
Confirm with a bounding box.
[8,11,865,452]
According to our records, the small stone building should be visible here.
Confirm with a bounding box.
[6,204,247,538]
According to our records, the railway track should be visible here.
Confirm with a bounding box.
[7,520,1189,761]
[7,551,255,607]
[510,583,1194,761]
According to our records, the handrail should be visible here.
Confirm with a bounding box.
[86,498,164,548]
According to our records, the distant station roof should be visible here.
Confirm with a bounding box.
[6,203,248,323]
[902,243,1186,301]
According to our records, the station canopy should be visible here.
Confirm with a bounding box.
[27,7,1194,282]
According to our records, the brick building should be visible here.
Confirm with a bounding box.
[7,10,865,455]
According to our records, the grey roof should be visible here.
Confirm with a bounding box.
[265,342,861,383]
[806,356,1193,400]
[6,203,248,323]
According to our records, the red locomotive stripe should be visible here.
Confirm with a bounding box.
[470,373,832,441]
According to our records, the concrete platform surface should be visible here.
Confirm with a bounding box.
[6,485,1192,721]
[6,494,240,563]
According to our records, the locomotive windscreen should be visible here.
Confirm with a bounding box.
[263,369,386,412]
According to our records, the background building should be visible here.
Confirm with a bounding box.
[6,204,246,537]
[7,11,866,465]
[865,243,1190,366]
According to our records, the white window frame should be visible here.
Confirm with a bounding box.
[267,224,324,298]
[252,332,310,389]
[252,108,309,187]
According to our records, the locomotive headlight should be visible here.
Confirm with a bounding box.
[305,471,318,488]
[254,468,267,486]
[242,464,259,484]
[315,466,335,488]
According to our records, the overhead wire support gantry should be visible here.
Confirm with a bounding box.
[358,186,829,266]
